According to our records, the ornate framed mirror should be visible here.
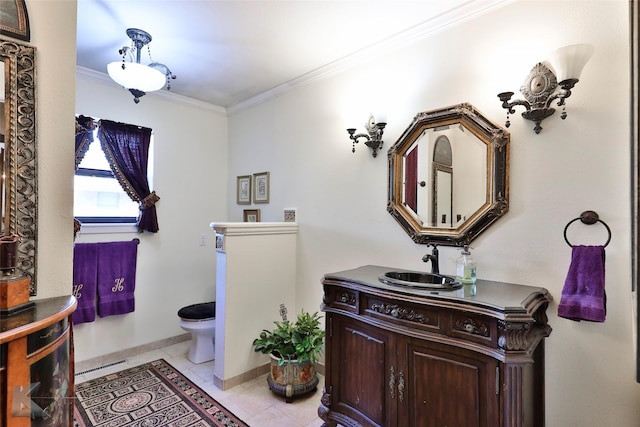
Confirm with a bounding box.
[387,103,509,246]
[1,38,37,294]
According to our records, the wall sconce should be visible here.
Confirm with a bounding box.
[347,114,387,158]
[497,43,594,134]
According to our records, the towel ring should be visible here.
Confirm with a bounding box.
[563,210,611,247]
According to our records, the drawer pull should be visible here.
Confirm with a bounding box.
[456,317,490,337]
[370,302,426,324]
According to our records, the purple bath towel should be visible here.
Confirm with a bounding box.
[558,245,606,322]
[97,240,138,317]
[72,243,99,324]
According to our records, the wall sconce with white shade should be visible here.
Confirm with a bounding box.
[107,28,177,103]
[347,114,387,158]
[497,43,594,134]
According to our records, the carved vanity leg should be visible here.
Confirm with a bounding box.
[318,389,337,426]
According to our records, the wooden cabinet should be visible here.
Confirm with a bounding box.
[327,316,393,426]
[0,296,77,427]
[318,266,551,427]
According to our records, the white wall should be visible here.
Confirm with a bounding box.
[226,1,640,426]
[73,79,228,361]
[28,0,77,299]
[212,223,298,387]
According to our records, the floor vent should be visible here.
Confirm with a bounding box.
[75,359,127,376]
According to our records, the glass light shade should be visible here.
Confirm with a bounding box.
[107,62,166,92]
[547,43,594,82]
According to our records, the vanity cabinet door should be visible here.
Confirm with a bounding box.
[326,314,396,427]
[399,337,500,427]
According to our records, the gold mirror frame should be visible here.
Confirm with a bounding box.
[387,103,509,246]
[1,38,37,294]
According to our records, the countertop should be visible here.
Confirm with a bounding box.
[323,265,552,317]
[0,295,77,343]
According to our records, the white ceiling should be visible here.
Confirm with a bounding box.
[76,0,511,109]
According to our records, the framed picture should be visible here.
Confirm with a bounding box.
[253,171,270,203]
[215,234,225,252]
[236,175,251,205]
[243,209,261,222]
[284,209,297,222]
[0,0,30,41]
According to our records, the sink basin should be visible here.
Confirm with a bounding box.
[379,271,462,290]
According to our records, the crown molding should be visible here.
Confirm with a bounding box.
[76,66,228,116]
[77,0,513,116]
[227,0,514,114]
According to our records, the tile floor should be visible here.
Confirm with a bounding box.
[75,340,325,427]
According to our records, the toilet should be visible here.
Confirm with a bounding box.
[178,302,216,364]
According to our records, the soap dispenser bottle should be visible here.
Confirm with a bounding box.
[456,245,477,296]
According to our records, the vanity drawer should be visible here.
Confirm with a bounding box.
[324,286,358,313]
[362,294,441,333]
[27,318,68,356]
[448,311,496,347]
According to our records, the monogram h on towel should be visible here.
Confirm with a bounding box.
[72,243,99,325]
[97,241,139,317]
[558,245,606,322]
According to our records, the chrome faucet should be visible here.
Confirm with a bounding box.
[422,245,439,274]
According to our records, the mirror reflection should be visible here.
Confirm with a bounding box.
[387,103,509,246]
[402,128,487,229]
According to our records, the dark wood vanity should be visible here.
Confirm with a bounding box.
[0,296,76,427]
[318,265,551,427]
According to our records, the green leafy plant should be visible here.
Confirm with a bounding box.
[252,307,325,366]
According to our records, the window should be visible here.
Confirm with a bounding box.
[74,129,154,224]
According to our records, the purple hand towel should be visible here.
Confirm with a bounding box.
[96,241,138,317]
[72,243,99,324]
[558,245,606,322]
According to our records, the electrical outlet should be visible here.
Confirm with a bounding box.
[199,234,206,246]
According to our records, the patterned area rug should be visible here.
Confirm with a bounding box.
[74,359,248,427]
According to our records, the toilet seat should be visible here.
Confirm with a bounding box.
[178,302,216,364]
[178,301,216,321]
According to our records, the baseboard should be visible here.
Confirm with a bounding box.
[213,362,325,391]
[74,333,191,374]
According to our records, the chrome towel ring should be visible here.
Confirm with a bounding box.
[563,210,611,247]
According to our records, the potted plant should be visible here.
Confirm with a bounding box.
[252,305,325,402]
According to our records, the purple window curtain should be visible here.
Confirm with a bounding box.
[74,115,97,238]
[98,119,160,233]
[75,115,96,170]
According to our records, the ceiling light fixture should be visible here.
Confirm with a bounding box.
[497,43,594,134]
[107,28,176,104]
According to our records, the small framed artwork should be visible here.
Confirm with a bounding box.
[237,175,251,205]
[243,209,261,222]
[284,209,297,222]
[253,171,270,204]
[0,0,30,41]
[215,233,225,252]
